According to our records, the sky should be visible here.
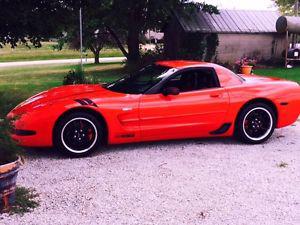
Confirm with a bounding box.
[199,0,278,11]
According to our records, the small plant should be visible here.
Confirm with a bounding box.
[0,92,25,214]
[9,187,39,215]
[235,57,257,67]
[277,161,288,168]
[0,119,21,165]
[0,92,21,166]
[235,57,257,74]
[63,65,86,85]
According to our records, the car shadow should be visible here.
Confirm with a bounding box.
[21,136,240,160]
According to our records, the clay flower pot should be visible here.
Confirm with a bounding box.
[241,65,253,75]
[0,158,21,212]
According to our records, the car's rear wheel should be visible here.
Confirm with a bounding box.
[54,112,104,157]
[235,103,276,144]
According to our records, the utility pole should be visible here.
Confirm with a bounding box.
[79,7,83,70]
[295,1,299,48]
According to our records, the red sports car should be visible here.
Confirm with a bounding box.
[8,61,300,156]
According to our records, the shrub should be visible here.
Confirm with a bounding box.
[235,57,257,73]
[9,187,39,215]
[126,44,165,72]
[0,119,20,165]
[63,65,86,85]
[0,93,21,165]
[177,33,219,62]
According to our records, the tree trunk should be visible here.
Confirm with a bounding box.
[90,46,100,64]
[94,50,100,64]
[127,26,140,64]
[106,26,129,58]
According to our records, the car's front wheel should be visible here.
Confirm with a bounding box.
[54,112,104,157]
[235,103,276,144]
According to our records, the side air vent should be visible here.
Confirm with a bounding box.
[75,98,98,107]
[210,123,232,135]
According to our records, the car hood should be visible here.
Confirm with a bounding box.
[10,84,110,116]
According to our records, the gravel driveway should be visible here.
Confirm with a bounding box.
[1,121,300,225]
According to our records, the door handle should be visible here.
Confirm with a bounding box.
[210,94,221,98]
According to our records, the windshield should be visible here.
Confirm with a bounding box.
[104,64,171,94]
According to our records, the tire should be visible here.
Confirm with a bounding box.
[54,112,104,157]
[235,102,276,144]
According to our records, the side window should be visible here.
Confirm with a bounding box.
[164,68,220,93]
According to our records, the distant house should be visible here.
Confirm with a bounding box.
[164,9,285,63]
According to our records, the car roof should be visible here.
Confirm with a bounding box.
[155,60,216,69]
[155,60,243,87]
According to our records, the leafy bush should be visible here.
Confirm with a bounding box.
[63,65,86,85]
[235,57,257,73]
[177,33,219,62]
[0,93,21,165]
[126,44,165,72]
[0,119,20,165]
[178,33,206,60]
[9,187,39,215]
[139,45,165,66]
[204,34,219,62]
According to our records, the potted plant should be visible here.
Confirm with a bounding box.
[0,118,22,213]
[235,57,257,75]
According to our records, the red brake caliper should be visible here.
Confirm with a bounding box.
[87,129,93,141]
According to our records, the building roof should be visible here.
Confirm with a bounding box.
[175,9,281,34]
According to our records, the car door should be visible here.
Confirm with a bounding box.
[139,67,230,141]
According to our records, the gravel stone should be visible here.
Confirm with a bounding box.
[1,121,299,225]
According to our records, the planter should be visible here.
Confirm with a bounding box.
[0,158,21,212]
[240,65,253,75]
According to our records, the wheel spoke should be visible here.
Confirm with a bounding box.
[243,107,273,141]
[61,118,98,153]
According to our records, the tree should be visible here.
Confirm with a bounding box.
[0,0,218,64]
[105,0,218,64]
[274,0,299,15]
[0,0,72,47]
[0,0,112,64]
[64,0,112,64]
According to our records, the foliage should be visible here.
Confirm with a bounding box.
[131,45,165,70]
[178,33,206,60]
[273,0,299,15]
[277,161,289,168]
[0,93,21,165]
[234,57,257,73]
[176,33,219,62]
[105,0,219,63]
[63,65,86,85]
[205,34,219,62]
[0,0,72,48]
[9,187,39,215]
[60,0,114,64]
[0,0,218,64]
[0,119,20,165]
[235,57,257,67]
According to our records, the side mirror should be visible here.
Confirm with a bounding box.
[162,87,180,96]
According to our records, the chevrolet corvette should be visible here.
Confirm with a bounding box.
[8,61,300,156]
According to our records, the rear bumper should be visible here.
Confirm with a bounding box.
[276,98,300,128]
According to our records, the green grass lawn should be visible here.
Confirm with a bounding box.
[254,67,300,83]
[0,41,124,62]
[0,63,125,115]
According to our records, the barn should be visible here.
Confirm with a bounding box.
[164,9,286,64]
